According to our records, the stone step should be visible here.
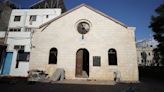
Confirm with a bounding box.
[55,79,116,85]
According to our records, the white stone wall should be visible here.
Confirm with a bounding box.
[30,6,138,81]
[137,47,154,66]
[136,39,157,66]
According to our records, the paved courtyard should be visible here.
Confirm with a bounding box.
[0,77,164,92]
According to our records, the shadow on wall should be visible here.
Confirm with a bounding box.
[139,66,164,81]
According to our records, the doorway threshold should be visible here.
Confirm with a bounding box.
[55,79,116,85]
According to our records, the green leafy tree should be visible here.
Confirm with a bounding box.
[149,3,164,65]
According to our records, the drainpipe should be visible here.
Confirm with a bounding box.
[22,11,27,32]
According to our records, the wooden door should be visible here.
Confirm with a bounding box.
[76,50,83,77]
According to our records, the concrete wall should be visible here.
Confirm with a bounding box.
[0,32,6,38]
[6,32,31,76]
[9,50,29,76]
[8,9,61,30]
[7,32,31,52]
[30,6,138,81]
[5,8,61,76]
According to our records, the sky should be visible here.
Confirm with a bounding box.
[2,0,164,41]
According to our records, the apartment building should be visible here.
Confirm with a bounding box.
[1,8,61,76]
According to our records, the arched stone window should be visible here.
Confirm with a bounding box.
[49,48,57,64]
[108,49,117,65]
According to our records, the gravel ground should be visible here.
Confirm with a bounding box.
[0,77,164,92]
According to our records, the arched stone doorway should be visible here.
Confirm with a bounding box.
[76,48,89,78]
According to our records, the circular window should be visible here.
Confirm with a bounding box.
[77,22,90,34]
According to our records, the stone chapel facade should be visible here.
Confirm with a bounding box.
[29,4,138,81]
